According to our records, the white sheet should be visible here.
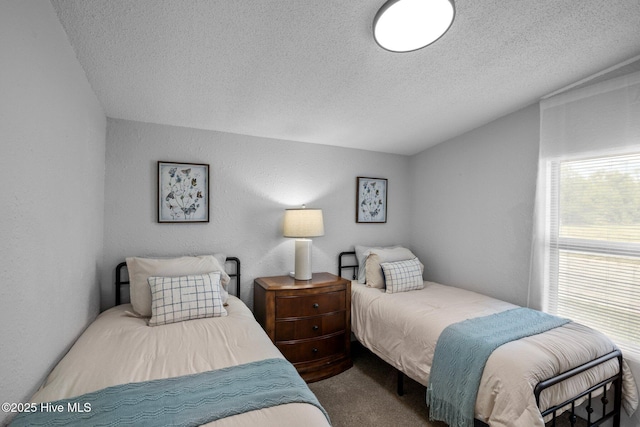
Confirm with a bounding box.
[30,296,330,427]
[351,281,638,426]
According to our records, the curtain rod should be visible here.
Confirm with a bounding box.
[542,54,640,100]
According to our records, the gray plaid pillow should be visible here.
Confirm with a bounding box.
[380,257,424,294]
[148,271,227,326]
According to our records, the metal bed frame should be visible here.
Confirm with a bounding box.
[115,257,241,306]
[338,251,624,427]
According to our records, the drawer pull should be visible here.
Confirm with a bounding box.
[312,303,319,309]
[312,325,319,331]
[312,348,318,353]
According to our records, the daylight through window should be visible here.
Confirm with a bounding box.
[548,152,640,358]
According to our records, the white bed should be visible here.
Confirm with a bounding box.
[12,257,330,427]
[340,248,638,427]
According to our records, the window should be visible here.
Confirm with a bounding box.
[533,64,640,360]
[547,152,640,358]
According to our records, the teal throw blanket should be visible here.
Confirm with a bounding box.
[11,358,329,427]
[427,307,569,427]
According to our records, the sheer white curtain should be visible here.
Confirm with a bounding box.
[529,66,640,359]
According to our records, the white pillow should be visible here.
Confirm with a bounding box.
[355,245,401,284]
[147,272,227,326]
[125,254,230,317]
[365,246,420,288]
[380,257,424,294]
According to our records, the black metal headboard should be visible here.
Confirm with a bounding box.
[115,257,241,306]
[338,251,358,280]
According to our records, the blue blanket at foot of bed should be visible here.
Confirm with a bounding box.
[10,357,329,427]
[427,307,570,427]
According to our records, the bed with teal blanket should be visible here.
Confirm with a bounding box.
[9,258,331,427]
[339,250,638,427]
[11,358,328,427]
[426,308,570,427]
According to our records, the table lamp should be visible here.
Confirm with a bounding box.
[283,205,324,280]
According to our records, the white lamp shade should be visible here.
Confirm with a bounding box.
[374,0,455,52]
[283,208,324,238]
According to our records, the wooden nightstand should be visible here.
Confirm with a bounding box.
[254,272,352,382]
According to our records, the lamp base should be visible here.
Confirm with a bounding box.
[294,239,313,280]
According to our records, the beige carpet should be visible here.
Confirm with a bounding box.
[308,341,584,427]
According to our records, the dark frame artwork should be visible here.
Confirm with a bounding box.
[158,161,209,223]
[356,177,387,223]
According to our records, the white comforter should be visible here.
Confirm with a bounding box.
[30,296,330,427]
[351,281,638,426]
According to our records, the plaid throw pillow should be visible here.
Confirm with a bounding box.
[147,271,227,326]
[380,257,424,294]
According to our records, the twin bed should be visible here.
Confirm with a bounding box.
[339,247,638,427]
[10,255,331,427]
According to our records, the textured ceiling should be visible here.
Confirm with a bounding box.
[51,0,640,155]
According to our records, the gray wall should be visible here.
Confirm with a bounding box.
[0,2,106,424]
[103,119,412,310]
[409,104,540,306]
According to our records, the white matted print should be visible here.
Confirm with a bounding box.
[158,161,209,223]
[356,177,387,223]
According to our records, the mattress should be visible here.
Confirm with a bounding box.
[351,280,638,426]
[30,296,330,427]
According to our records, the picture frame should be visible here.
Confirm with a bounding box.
[356,177,387,223]
[158,161,209,223]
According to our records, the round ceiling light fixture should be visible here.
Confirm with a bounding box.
[373,0,455,53]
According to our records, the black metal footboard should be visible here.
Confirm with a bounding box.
[534,349,623,427]
[394,329,624,427]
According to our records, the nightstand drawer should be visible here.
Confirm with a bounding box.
[276,291,345,318]
[277,333,346,363]
[275,312,346,341]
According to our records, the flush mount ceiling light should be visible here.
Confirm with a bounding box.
[373,0,455,52]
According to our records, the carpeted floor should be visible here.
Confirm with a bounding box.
[308,341,440,426]
[308,341,584,427]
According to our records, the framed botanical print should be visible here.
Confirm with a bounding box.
[158,161,209,223]
[356,177,387,223]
